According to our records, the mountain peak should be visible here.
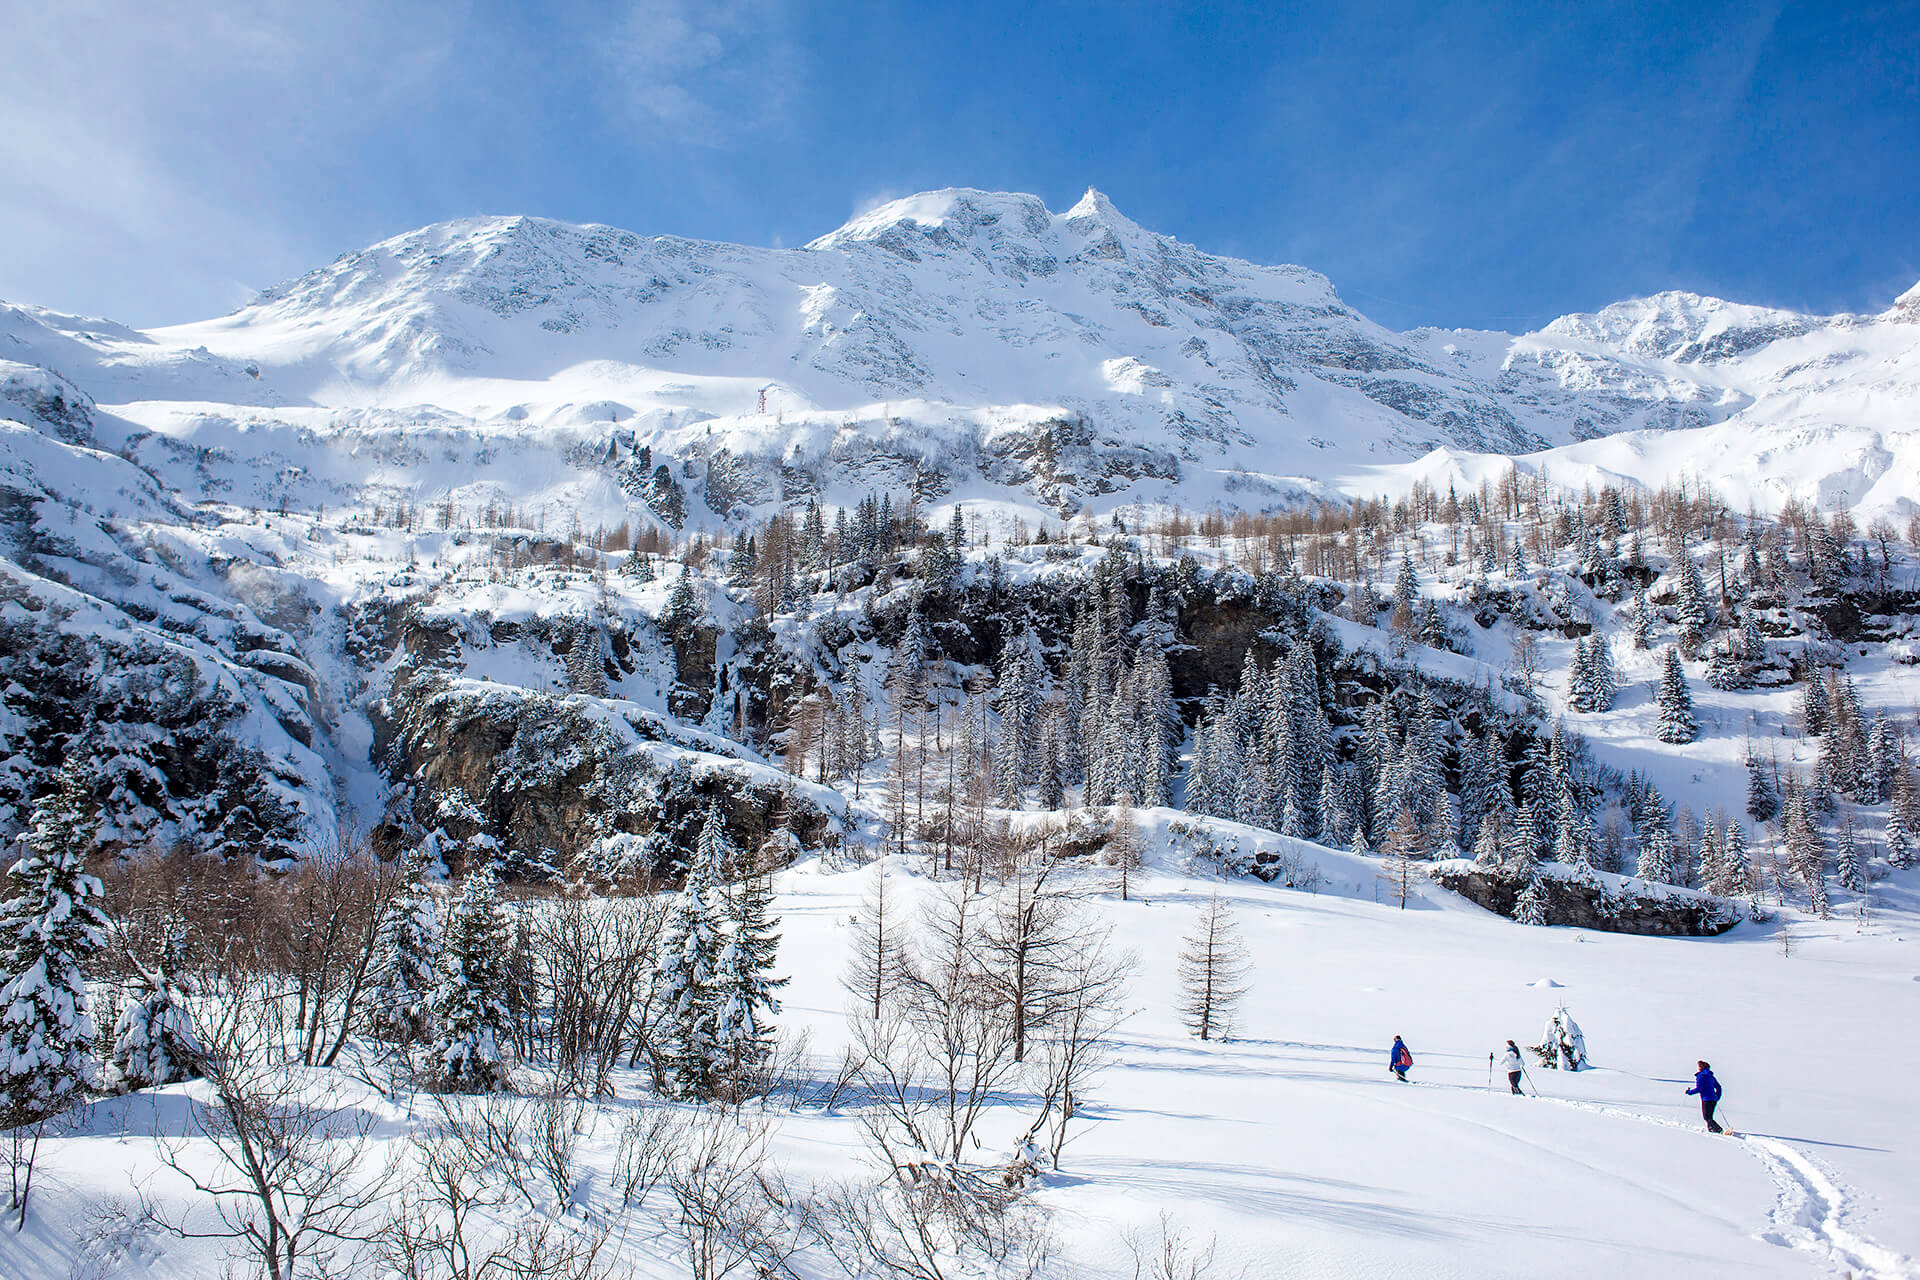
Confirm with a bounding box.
[807,188,1054,251]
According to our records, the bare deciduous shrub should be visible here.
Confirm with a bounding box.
[665,1109,805,1280]
[156,997,392,1280]
[1123,1213,1241,1280]
[610,1105,679,1207]
[379,1102,615,1280]
[812,1173,1053,1280]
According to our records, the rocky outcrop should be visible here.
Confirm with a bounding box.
[1431,862,1738,937]
[375,670,840,880]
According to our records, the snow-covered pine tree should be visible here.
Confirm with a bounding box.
[1513,876,1549,926]
[1390,553,1421,641]
[1744,753,1779,824]
[1635,787,1676,885]
[1865,713,1901,805]
[1888,766,1920,869]
[994,633,1040,806]
[1704,638,1745,691]
[660,567,704,646]
[109,925,201,1092]
[1717,819,1752,896]
[619,549,656,582]
[1472,813,1505,871]
[1655,647,1697,745]
[368,850,442,1047]
[1177,893,1251,1041]
[1629,588,1653,650]
[1801,669,1830,737]
[1675,551,1712,655]
[713,869,786,1098]
[1318,762,1348,846]
[1457,731,1493,846]
[1835,818,1864,894]
[1566,637,1594,711]
[1786,795,1830,916]
[0,769,109,1125]
[428,858,514,1092]
[658,803,729,1099]
[1183,698,1223,819]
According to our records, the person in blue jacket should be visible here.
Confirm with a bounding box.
[1390,1036,1413,1082]
[1686,1060,1723,1133]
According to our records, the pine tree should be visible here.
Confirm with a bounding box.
[1390,553,1421,640]
[1177,893,1251,1041]
[1704,639,1744,691]
[0,770,109,1125]
[1567,637,1594,711]
[619,550,656,582]
[428,859,514,1092]
[1717,820,1752,896]
[1513,876,1549,926]
[713,871,786,1097]
[1865,713,1901,805]
[1801,670,1830,737]
[1674,551,1712,654]
[1888,767,1920,869]
[1745,753,1779,824]
[1636,787,1676,885]
[659,567,702,640]
[109,925,201,1092]
[1472,813,1506,871]
[1835,818,1864,894]
[1655,647,1697,745]
[1629,588,1653,650]
[658,804,730,1099]
[368,851,442,1047]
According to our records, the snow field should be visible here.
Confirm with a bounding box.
[11,835,1918,1280]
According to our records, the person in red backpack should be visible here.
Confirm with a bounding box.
[1390,1036,1413,1082]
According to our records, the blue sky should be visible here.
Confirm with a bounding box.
[3,0,1915,331]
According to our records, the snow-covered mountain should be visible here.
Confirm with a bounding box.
[2,186,1918,857]
[6,187,1915,528]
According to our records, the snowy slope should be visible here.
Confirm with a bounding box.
[4,188,1913,528]
[12,842,1920,1280]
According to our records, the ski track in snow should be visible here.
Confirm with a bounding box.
[1519,1086,1918,1278]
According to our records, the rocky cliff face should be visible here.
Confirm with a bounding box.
[1431,863,1738,937]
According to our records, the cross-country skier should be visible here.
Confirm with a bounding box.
[1686,1060,1723,1133]
[1390,1036,1413,1082]
[1501,1040,1525,1094]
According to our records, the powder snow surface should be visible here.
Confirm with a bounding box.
[8,836,1918,1279]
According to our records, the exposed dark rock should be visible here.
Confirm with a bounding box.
[1432,863,1738,937]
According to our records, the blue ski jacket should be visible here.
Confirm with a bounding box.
[1687,1068,1722,1102]
[1390,1039,1412,1071]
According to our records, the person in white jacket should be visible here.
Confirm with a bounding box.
[1501,1040,1526,1094]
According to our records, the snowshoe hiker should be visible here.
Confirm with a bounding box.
[1390,1036,1413,1083]
[1686,1060,1723,1133]
[1501,1040,1525,1094]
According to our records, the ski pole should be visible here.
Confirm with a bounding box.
[1521,1061,1541,1096]
[1487,1052,1494,1091]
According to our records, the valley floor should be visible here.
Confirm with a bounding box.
[8,837,1918,1280]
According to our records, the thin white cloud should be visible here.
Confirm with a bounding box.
[594,0,803,145]
[0,2,468,323]
[852,188,908,219]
